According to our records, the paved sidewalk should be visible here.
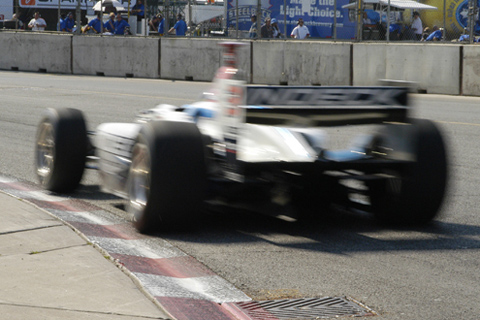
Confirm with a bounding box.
[0,192,172,320]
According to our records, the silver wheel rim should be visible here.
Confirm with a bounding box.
[36,122,55,185]
[128,143,150,221]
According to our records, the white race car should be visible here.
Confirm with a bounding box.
[35,43,448,233]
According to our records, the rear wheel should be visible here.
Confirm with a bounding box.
[35,108,87,192]
[369,119,448,225]
[127,120,207,233]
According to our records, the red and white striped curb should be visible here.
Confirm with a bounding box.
[0,176,253,320]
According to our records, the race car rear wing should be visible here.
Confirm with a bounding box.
[244,86,409,127]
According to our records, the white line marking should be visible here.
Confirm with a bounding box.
[9,190,67,202]
[88,237,187,259]
[0,177,16,183]
[48,209,118,226]
[134,273,251,303]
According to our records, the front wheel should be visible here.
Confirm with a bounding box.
[127,120,207,233]
[368,119,448,225]
[35,108,87,193]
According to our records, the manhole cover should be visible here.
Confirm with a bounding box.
[234,297,374,320]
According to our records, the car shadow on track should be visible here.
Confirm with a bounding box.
[159,205,480,255]
[37,181,480,256]
[68,185,122,201]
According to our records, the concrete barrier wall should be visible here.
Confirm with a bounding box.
[352,43,387,86]
[0,32,72,74]
[385,44,460,95]
[251,41,287,84]
[252,41,351,85]
[462,46,480,96]
[72,36,160,78]
[354,43,461,95]
[160,38,251,82]
[0,32,475,96]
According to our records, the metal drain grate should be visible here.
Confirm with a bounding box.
[234,297,374,320]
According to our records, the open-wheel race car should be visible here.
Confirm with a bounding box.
[35,43,448,233]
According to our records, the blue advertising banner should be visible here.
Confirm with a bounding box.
[226,0,355,39]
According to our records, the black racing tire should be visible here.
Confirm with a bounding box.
[127,120,207,233]
[35,108,87,193]
[369,119,448,225]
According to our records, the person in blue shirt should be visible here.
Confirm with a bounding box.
[458,27,480,42]
[157,15,165,36]
[248,14,257,38]
[168,13,187,36]
[363,11,379,40]
[389,23,401,40]
[425,25,442,41]
[104,13,115,33]
[65,12,75,32]
[365,9,380,24]
[459,34,470,42]
[131,0,145,22]
[86,13,102,33]
[114,13,130,35]
[58,13,66,31]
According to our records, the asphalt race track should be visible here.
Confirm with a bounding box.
[1,71,480,319]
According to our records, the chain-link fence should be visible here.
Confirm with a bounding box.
[222,0,480,42]
[1,0,479,41]
[347,0,480,42]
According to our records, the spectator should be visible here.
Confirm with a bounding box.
[421,27,430,41]
[114,13,130,35]
[11,13,24,29]
[28,12,46,31]
[58,13,66,31]
[104,13,115,33]
[365,9,380,24]
[168,13,187,36]
[157,15,165,36]
[458,33,470,42]
[363,12,376,40]
[458,28,473,42]
[149,14,160,32]
[86,13,103,33]
[260,17,273,38]
[389,23,402,40]
[131,0,145,22]
[64,12,75,32]
[249,14,257,38]
[425,25,443,41]
[411,11,422,41]
[290,18,309,39]
[271,18,282,38]
[363,12,372,25]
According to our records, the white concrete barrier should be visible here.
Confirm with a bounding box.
[72,35,160,78]
[461,46,480,96]
[0,32,72,73]
[352,43,387,86]
[353,43,461,95]
[160,38,251,82]
[1,31,474,97]
[252,41,351,85]
[251,41,287,84]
